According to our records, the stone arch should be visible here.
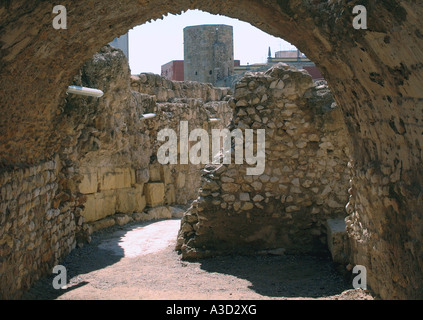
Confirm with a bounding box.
[1,1,423,299]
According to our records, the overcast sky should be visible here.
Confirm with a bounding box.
[128,9,297,75]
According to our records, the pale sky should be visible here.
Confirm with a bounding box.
[128,9,296,75]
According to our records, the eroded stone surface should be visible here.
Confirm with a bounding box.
[0,45,233,299]
[1,0,423,299]
[176,63,351,259]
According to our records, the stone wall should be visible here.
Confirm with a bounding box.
[131,72,231,102]
[2,0,423,300]
[0,45,233,299]
[0,159,76,299]
[129,72,233,208]
[72,48,233,231]
[177,63,351,259]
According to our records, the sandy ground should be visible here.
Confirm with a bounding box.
[22,218,374,300]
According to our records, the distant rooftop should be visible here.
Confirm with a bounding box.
[275,50,306,58]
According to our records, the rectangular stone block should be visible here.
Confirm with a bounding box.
[81,190,116,223]
[146,206,172,220]
[116,188,137,213]
[116,186,146,214]
[99,167,132,191]
[90,217,116,232]
[98,168,116,191]
[133,183,144,195]
[98,191,117,221]
[79,167,98,194]
[149,164,162,182]
[144,182,165,207]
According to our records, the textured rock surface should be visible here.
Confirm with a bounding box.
[68,46,233,233]
[184,24,234,84]
[1,0,423,299]
[0,159,77,299]
[176,63,351,259]
[0,45,232,299]
[130,72,232,205]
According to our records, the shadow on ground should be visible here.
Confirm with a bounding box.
[198,253,352,298]
[21,219,169,300]
[21,218,354,300]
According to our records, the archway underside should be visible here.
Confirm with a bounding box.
[0,0,422,299]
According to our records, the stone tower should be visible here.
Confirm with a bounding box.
[184,24,234,85]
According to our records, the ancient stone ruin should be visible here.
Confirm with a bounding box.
[0,45,233,298]
[1,1,423,300]
[177,62,351,260]
[0,44,350,299]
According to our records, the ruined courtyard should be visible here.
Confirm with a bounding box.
[22,218,373,300]
[1,1,423,300]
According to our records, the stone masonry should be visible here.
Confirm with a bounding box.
[0,45,233,299]
[177,63,351,259]
[1,0,423,300]
[184,24,234,85]
[0,158,77,298]
[75,48,233,233]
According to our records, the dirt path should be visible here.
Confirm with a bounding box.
[22,218,374,300]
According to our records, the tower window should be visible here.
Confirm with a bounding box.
[209,70,213,75]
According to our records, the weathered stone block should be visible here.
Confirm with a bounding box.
[90,217,116,232]
[149,164,162,182]
[146,206,172,219]
[136,168,150,184]
[114,213,132,226]
[99,167,132,191]
[98,168,115,191]
[144,182,165,207]
[116,188,137,213]
[79,169,98,194]
[132,212,149,222]
[120,167,133,189]
[221,183,240,193]
[81,194,96,222]
[81,190,116,223]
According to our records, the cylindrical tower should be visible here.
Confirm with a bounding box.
[184,24,234,85]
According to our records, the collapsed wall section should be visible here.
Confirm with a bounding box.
[177,63,351,259]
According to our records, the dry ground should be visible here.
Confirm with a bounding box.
[22,218,374,300]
